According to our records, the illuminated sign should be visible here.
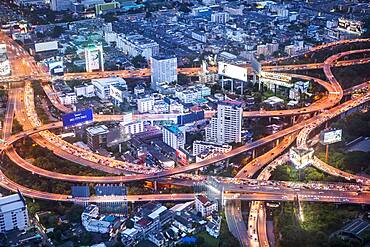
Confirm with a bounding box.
[338,18,364,35]
[218,62,248,82]
[176,149,188,165]
[320,129,342,145]
[62,109,93,127]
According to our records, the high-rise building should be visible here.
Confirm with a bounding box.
[85,44,104,72]
[50,0,72,11]
[162,125,186,150]
[150,55,177,90]
[0,192,29,233]
[206,100,242,144]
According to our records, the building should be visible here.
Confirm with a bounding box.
[50,0,72,11]
[211,12,230,24]
[0,192,29,233]
[58,92,77,105]
[74,84,95,97]
[150,55,177,90]
[92,77,126,100]
[85,44,104,72]
[137,96,155,113]
[81,205,116,234]
[193,141,232,156]
[110,83,128,108]
[174,85,211,104]
[195,195,218,217]
[206,100,242,144]
[86,125,109,150]
[115,34,159,60]
[162,125,186,150]
[120,113,144,137]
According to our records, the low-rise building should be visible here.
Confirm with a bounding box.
[74,84,95,97]
[195,195,218,217]
[193,141,232,156]
[92,77,127,100]
[86,125,109,150]
[137,96,155,113]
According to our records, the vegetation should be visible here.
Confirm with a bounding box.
[12,119,23,134]
[274,202,363,247]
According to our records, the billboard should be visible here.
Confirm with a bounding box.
[62,108,93,127]
[320,129,342,145]
[338,18,363,35]
[35,41,58,53]
[289,147,314,169]
[110,85,123,102]
[89,49,102,71]
[176,148,188,166]
[177,111,205,125]
[218,62,248,82]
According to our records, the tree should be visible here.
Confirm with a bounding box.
[131,54,146,68]
[50,26,64,38]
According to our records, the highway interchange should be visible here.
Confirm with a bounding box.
[0,32,370,247]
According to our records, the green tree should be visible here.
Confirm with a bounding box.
[50,26,64,38]
[132,54,146,68]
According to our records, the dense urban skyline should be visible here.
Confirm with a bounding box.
[0,0,369,246]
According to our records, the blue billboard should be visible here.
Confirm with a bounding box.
[177,111,205,125]
[62,109,93,127]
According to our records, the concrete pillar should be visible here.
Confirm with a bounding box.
[252,149,256,159]
[253,73,257,84]
[275,139,280,147]
[221,76,224,90]
[154,181,157,191]
[258,76,261,91]
[241,80,244,95]
[231,80,234,93]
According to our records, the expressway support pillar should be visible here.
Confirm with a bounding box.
[154,181,157,191]
[291,115,296,125]
[231,80,234,93]
[258,76,261,92]
[252,149,256,159]
[221,76,224,91]
[275,139,280,147]
[325,144,329,163]
[253,73,257,85]
[241,80,243,96]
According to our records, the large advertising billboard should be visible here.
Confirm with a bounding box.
[338,18,363,35]
[88,49,102,71]
[62,109,93,127]
[320,129,342,145]
[110,85,123,103]
[218,62,248,82]
[35,41,58,53]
